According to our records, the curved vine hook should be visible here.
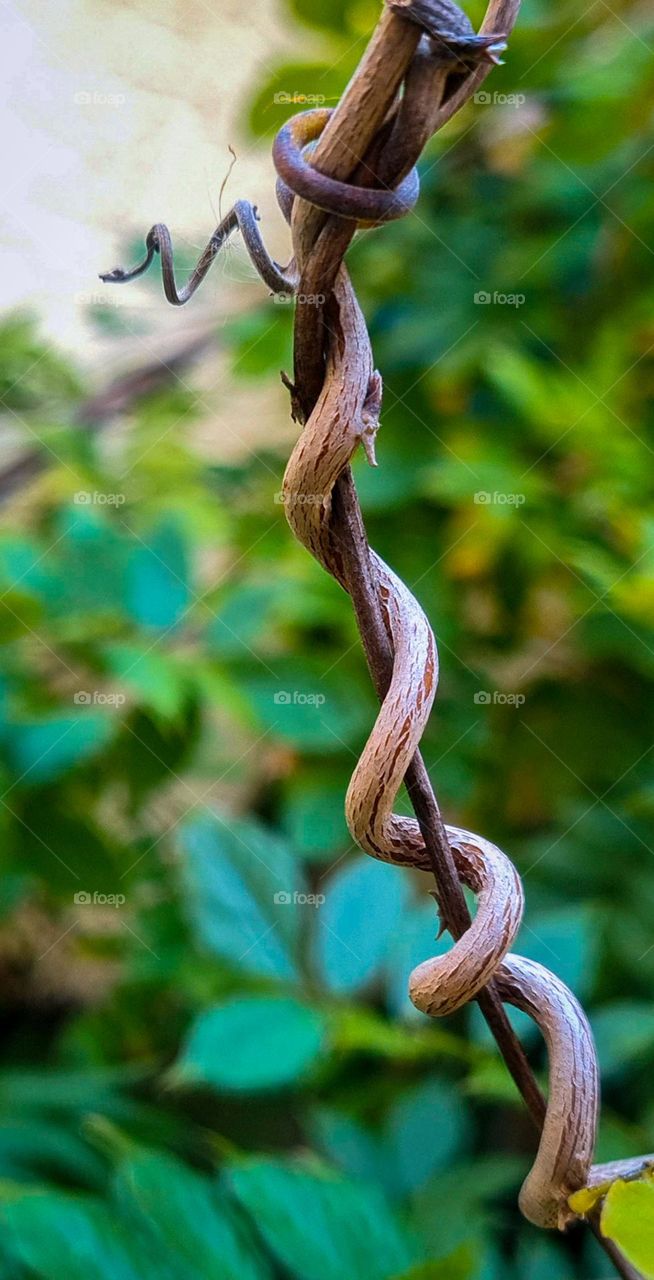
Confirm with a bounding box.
[100,198,298,303]
[99,113,423,307]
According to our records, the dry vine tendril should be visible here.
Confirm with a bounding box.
[103,0,652,1272]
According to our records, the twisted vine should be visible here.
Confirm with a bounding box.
[102,0,652,1269]
[275,110,648,1230]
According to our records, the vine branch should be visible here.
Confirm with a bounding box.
[101,2,649,1273]
[288,0,545,1127]
[283,2,644,1276]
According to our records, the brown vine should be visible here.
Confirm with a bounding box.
[102,1,652,1273]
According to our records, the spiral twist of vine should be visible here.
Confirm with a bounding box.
[101,0,652,1248]
[274,107,653,1230]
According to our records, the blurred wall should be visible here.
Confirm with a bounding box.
[0,0,296,371]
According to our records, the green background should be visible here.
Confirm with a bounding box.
[0,0,653,1275]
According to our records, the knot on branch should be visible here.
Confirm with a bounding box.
[387,0,507,66]
[272,109,420,225]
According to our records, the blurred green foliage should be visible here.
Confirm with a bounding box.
[0,0,653,1274]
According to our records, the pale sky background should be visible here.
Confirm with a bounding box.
[0,0,315,456]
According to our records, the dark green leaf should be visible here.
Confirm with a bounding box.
[179,811,304,979]
[126,520,190,629]
[174,996,326,1092]
[228,1156,418,1280]
[114,1150,272,1280]
[314,856,410,994]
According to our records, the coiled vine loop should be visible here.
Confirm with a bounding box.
[102,0,652,1263]
[272,7,651,1239]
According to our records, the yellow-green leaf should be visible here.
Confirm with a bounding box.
[568,1184,606,1216]
[601,1179,654,1278]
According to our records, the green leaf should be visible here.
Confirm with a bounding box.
[591,1002,654,1077]
[103,644,190,723]
[48,511,129,618]
[392,1252,474,1280]
[0,1191,162,1280]
[410,1158,526,1260]
[514,1235,576,1280]
[601,1179,654,1279]
[384,1077,471,1195]
[179,811,304,979]
[240,660,370,752]
[223,306,293,377]
[282,772,350,860]
[228,1156,418,1280]
[126,519,190,629]
[518,906,599,1001]
[0,534,59,600]
[0,315,81,408]
[114,1151,272,1280]
[354,447,420,512]
[0,1119,106,1187]
[464,1058,523,1106]
[314,856,410,994]
[174,996,326,1092]
[310,1107,385,1187]
[331,1005,470,1064]
[8,713,115,784]
[247,63,347,137]
[0,1066,138,1115]
[208,581,282,658]
[384,899,450,1021]
[287,0,382,40]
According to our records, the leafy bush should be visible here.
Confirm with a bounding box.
[0,0,653,1274]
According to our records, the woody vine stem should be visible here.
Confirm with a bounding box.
[103,1,652,1275]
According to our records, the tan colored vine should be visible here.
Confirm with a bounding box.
[103,0,652,1273]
